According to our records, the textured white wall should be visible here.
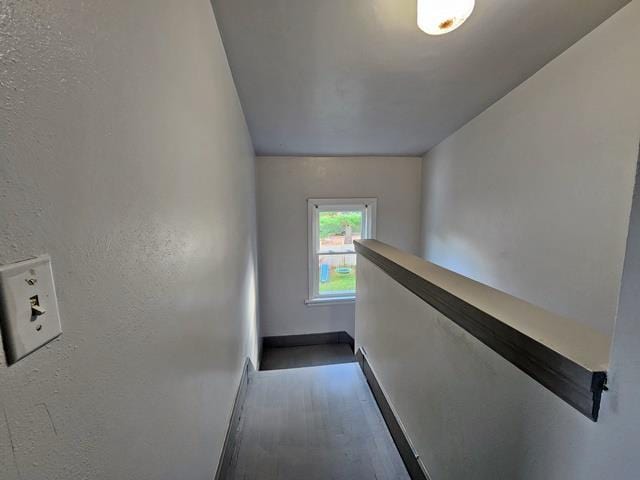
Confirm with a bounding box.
[0,1,258,479]
[601,145,640,479]
[256,156,422,337]
[357,141,640,478]
[356,199,640,479]
[420,0,640,334]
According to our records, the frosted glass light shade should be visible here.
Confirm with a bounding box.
[417,0,475,35]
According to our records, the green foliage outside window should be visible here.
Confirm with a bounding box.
[319,212,362,239]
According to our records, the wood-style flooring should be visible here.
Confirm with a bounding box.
[260,343,356,371]
[225,345,409,479]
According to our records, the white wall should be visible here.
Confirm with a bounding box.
[0,1,259,479]
[600,145,640,479]
[420,0,640,334]
[357,255,597,480]
[356,190,640,479]
[257,156,422,337]
[357,142,640,478]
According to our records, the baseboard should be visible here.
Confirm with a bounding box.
[262,331,355,352]
[214,357,254,480]
[356,349,431,480]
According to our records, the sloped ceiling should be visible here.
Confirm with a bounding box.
[213,0,630,156]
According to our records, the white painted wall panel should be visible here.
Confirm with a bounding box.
[356,256,599,479]
[0,1,258,479]
[356,222,640,479]
[257,156,422,337]
[420,0,640,334]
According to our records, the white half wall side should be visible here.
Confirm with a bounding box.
[0,1,259,479]
[356,173,640,478]
[420,0,640,334]
[598,143,640,479]
[356,147,640,477]
[257,156,422,337]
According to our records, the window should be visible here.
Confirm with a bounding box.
[306,198,377,304]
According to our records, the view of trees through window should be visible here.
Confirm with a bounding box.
[318,211,362,294]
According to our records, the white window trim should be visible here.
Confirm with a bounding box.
[306,198,377,305]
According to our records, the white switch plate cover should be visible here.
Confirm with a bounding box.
[0,255,62,365]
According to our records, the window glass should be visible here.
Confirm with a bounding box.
[318,254,357,295]
[308,198,376,302]
[318,211,363,253]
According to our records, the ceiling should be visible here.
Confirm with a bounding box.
[212,0,629,156]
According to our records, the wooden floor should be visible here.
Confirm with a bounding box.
[260,343,356,371]
[226,346,409,479]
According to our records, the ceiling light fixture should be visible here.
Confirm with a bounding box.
[417,0,475,35]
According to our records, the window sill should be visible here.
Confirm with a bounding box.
[305,297,355,307]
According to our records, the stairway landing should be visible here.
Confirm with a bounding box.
[226,349,409,479]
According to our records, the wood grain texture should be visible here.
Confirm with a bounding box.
[355,239,608,421]
[261,344,355,371]
[262,331,354,351]
[225,359,410,479]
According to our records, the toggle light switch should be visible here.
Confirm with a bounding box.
[0,255,62,365]
[31,296,46,316]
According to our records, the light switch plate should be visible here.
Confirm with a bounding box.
[0,255,62,365]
